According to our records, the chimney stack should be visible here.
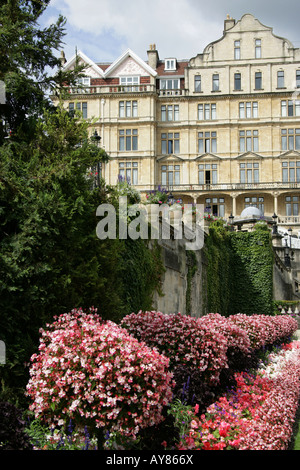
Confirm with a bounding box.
[224,14,235,32]
[147,44,159,70]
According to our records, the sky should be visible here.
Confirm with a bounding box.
[40,0,300,65]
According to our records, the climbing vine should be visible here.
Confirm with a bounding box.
[204,221,274,316]
[186,250,198,315]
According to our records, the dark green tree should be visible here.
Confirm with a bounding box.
[0,0,81,143]
[0,103,127,404]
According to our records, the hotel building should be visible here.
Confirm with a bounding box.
[58,13,300,231]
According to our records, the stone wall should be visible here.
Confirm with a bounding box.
[150,222,207,317]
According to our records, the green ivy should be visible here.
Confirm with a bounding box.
[186,250,198,315]
[204,222,274,316]
[119,238,165,315]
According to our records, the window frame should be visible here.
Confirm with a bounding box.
[198,103,217,120]
[212,74,220,92]
[255,72,262,90]
[161,132,180,155]
[194,75,201,92]
[239,130,259,152]
[234,40,241,60]
[239,162,260,184]
[255,39,261,59]
[277,70,285,88]
[234,73,241,91]
[161,164,181,186]
[198,131,217,154]
[281,129,300,151]
[119,129,138,152]
[119,161,138,185]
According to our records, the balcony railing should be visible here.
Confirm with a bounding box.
[156,182,300,192]
[278,216,300,225]
[66,85,189,96]
[67,84,157,95]
[158,88,185,96]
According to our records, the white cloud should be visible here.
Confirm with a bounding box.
[48,0,223,62]
[46,0,300,63]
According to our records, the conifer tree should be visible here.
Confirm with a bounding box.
[0,1,124,404]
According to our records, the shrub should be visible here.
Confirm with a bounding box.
[26,308,174,443]
[120,311,228,386]
[0,401,32,450]
[228,314,297,350]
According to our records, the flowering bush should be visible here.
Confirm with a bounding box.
[120,311,228,385]
[228,313,297,350]
[198,313,251,356]
[26,308,174,441]
[176,341,300,450]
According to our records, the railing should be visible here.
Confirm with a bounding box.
[67,84,157,95]
[278,216,300,225]
[156,182,300,192]
[67,85,188,95]
[158,89,185,96]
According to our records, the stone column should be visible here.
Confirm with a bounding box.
[231,193,237,216]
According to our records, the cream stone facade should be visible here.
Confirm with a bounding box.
[57,14,300,232]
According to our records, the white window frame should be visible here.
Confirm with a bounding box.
[234,40,241,60]
[119,162,138,185]
[198,103,217,120]
[120,76,140,91]
[165,58,176,71]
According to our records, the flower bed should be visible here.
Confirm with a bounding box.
[121,311,298,385]
[176,341,300,450]
[26,308,174,441]
[25,309,300,450]
[120,311,228,385]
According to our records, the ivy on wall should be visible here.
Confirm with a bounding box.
[186,250,198,315]
[119,238,165,316]
[204,221,232,315]
[204,222,274,316]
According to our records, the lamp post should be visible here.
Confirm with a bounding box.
[91,130,101,187]
[229,213,234,231]
[272,213,278,234]
[284,232,291,268]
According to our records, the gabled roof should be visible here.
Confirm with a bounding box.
[104,48,157,77]
[64,48,157,79]
[63,50,105,78]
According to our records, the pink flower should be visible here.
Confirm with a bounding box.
[26,308,174,440]
[219,421,231,437]
[190,420,198,429]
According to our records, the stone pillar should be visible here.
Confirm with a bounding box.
[231,193,237,217]
[273,193,278,215]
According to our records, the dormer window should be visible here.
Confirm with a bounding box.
[165,58,176,71]
[76,77,91,86]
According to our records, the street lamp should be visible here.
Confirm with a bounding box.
[288,227,292,246]
[272,213,278,234]
[91,130,101,187]
[284,231,291,268]
[229,213,234,231]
